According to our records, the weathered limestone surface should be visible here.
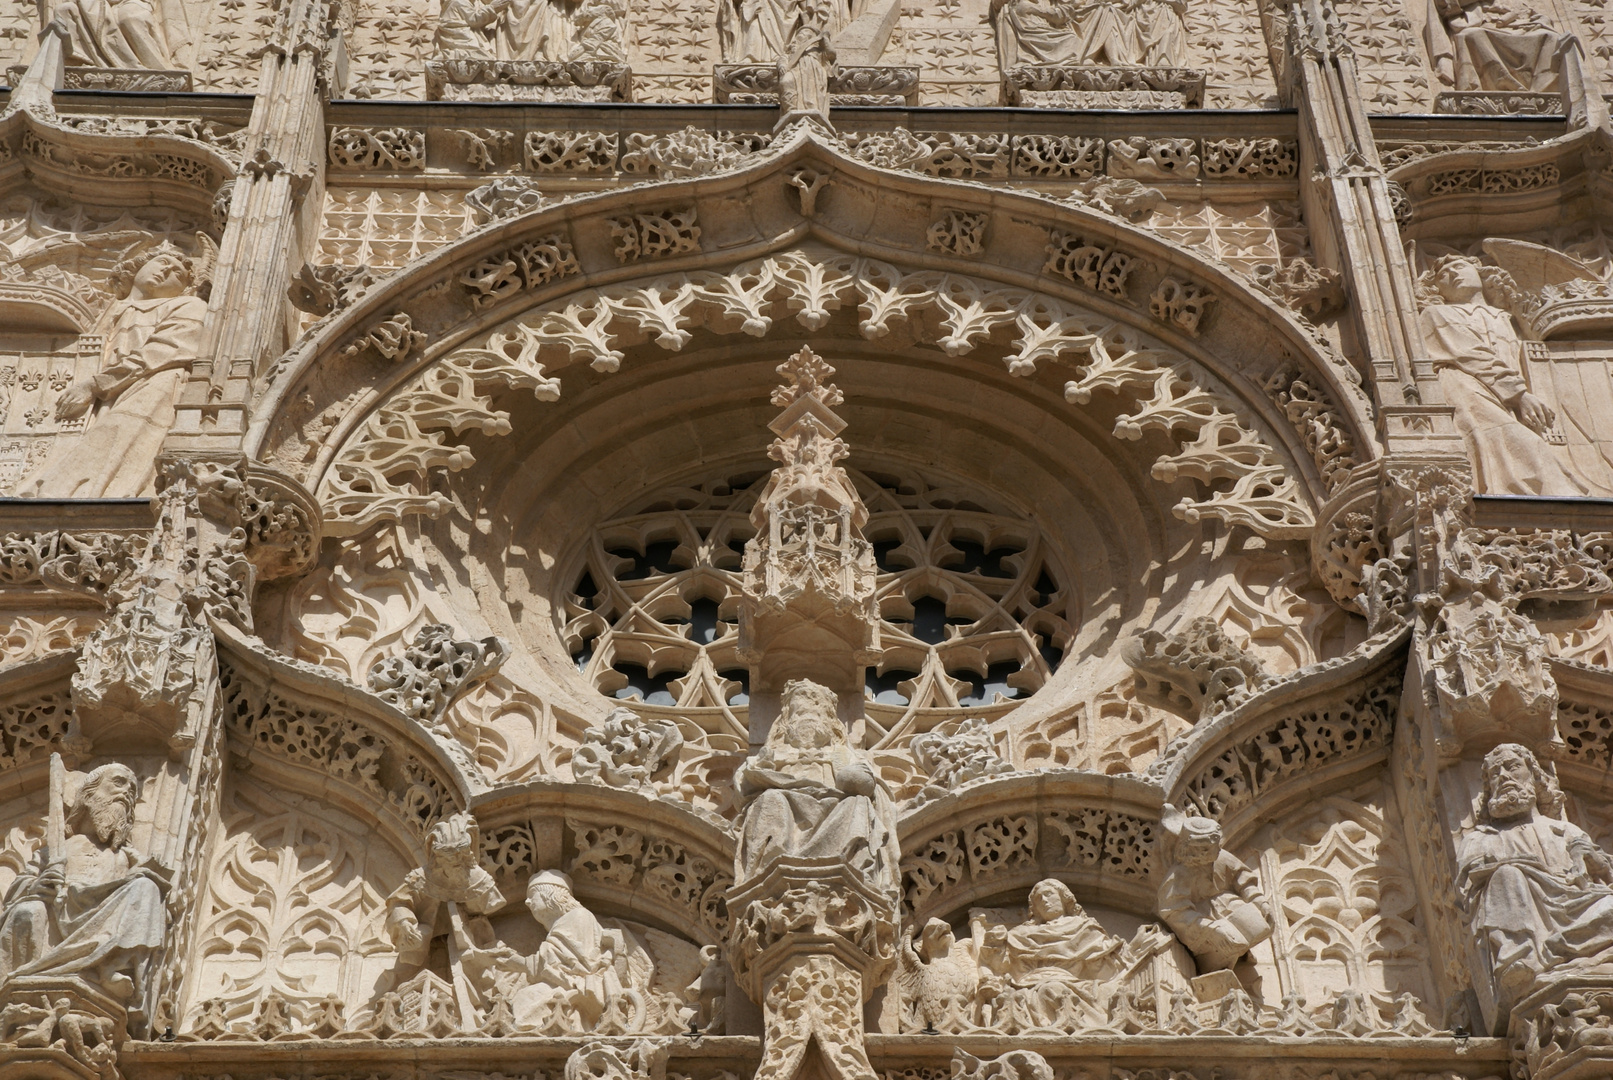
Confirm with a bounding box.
[6,0,1613,1076]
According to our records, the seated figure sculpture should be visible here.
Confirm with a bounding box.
[0,764,170,1013]
[385,812,506,970]
[1424,0,1568,93]
[732,678,900,898]
[1458,743,1613,1005]
[977,879,1171,1033]
[1157,808,1271,973]
[47,0,188,69]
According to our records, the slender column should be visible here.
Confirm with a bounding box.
[166,0,335,456]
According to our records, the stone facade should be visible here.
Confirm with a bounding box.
[3,0,1613,1077]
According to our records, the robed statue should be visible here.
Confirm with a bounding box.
[0,761,171,1015]
[732,678,900,898]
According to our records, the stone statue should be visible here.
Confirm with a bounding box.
[434,0,518,59]
[895,917,998,1033]
[1418,256,1586,497]
[732,678,901,898]
[435,0,593,62]
[989,0,1185,70]
[975,879,1166,1033]
[776,0,835,124]
[1457,743,1613,1004]
[571,709,684,792]
[23,243,210,499]
[385,812,507,969]
[47,0,190,70]
[1157,807,1271,972]
[683,944,725,1034]
[568,0,625,61]
[0,763,170,1011]
[1423,0,1567,93]
[717,0,856,63]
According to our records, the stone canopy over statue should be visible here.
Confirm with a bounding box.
[0,762,171,1021]
[1458,744,1613,1008]
[732,678,900,898]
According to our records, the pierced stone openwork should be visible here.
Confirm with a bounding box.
[560,465,1075,734]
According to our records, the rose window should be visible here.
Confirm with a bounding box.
[560,466,1076,731]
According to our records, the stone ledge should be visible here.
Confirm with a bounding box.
[424,60,632,102]
[712,64,920,106]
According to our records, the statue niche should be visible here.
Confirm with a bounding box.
[427,0,629,101]
[21,241,213,500]
[989,0,1197,107]
[0,760,171,1034]
[1457,744,1613,1011]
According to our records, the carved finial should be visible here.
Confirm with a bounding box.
[770,346,843,409]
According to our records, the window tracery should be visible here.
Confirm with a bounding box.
[560,465,1076,735]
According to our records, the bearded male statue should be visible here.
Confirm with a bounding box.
[1457,743,1613,1006]
[0,764,170,1012]
[732,678,900,898]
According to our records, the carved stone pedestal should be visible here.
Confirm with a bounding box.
[1511,971,1613,1080]
[0,976,128,1080]
[1001,66,1205,108]
[424,60,632,101]
[728,858,896,1080]
[713,65,919,106]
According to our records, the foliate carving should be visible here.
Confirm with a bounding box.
[1426,162,1560,196]
[1043,232,1141,298]
[342,312,427,363]
[0,532,146,599]
[565,1039,669,1080]
[366,623,511,729]
[327,128,427,172]
[221,661,455,839]
[319,345,565,535]
[563,818,732,939]
[1122,617,1275,722]
[1108,137,1201,181]
[610,208,701,263]
[1060,178,1163,222]
[756,955,877,1080]
[324,252,1312,539]
[1252,259,1346,319]
[571,708,685,791]
[458,235,581,309]
[619,127,752,178]
[525,130,620,173]
[287,263,383,317]
[454,129,515,172]
[466,178,548,226]
[1176,673,1398,821]
[1013,135,1104,179]
[425,60,632,102]
[910,717,1013,804]
[1259,366,1359,497]
[1148,277,1215,336]
[927,211,989,257]
[1202,138,1299,179]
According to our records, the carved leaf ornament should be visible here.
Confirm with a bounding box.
[317,250,1313,539]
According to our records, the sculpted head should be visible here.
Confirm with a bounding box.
[1480,743,1563,823]
[130,249,194,300]
[770,679,844,751]
[1176,816,1223,868]
[918,917,955,960]
[1432,256,1485,305]
[425,812,481,886]
[526,869,581,928]
[69,763,139,849]
[1027,878,1081,923]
